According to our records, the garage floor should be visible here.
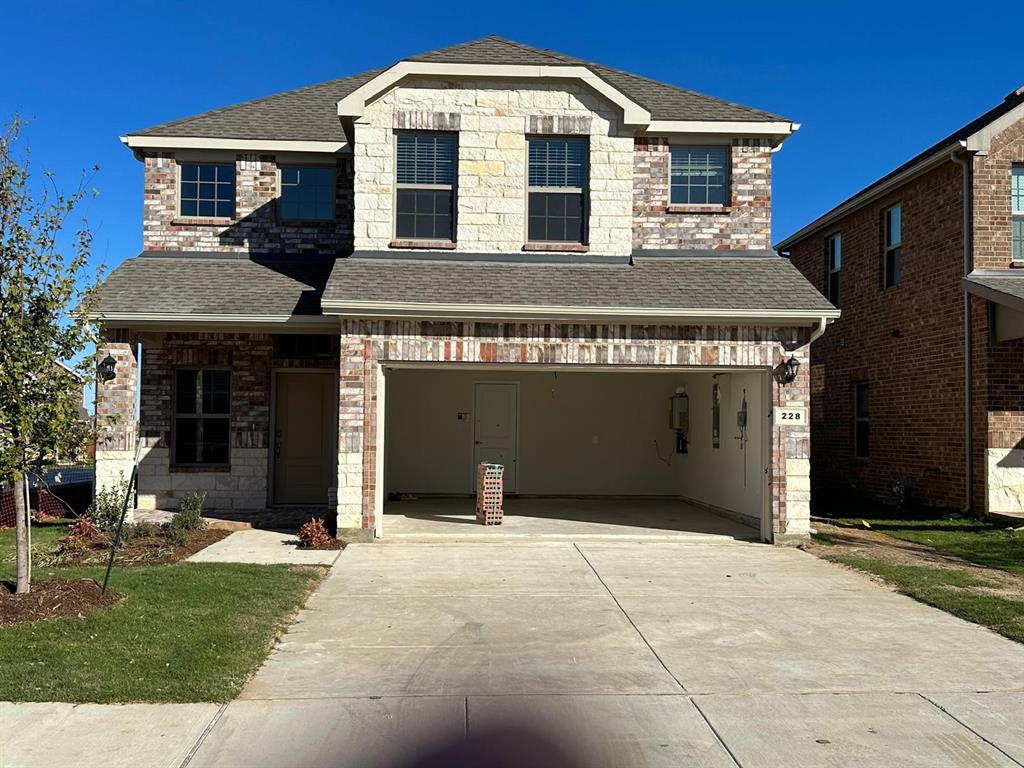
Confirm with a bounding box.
[382,496,760,541]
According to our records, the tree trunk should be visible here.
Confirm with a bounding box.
[14,471,30,593]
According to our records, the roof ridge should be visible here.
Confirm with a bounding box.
[127,68,385,136]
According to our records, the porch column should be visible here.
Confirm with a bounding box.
[337,337,367,530]
[773,344,812,539]
[94,334,139,515]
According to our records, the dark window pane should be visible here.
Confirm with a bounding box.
[855,421,870,458]
[199,182,216,200]
[886,247,902,286]
[198,200,215,217]
[201,419,229,464]
[855,385,869,418]
[174,418,199,463]
[1013,216,1024,260]
[280,166,334,221]
[218,164,234,184]
[527,192,584,243]
[180,181,198,201]
[199,165,216,182]
[829,273,841,306]
[670,147,729,206]
[181,164,198,182]
[528,216,546,242]
[689,186,708,205]
[216,200,234,219]
[176,370,197,414]
[179,199,198,217]
[396,214,415,238]
[202,370,230,414]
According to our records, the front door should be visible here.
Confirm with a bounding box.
[473,382,518,492]
[273,372,334,505]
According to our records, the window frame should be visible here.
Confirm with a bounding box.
[826,231,842,306]
[668,145,731,208]
[1012,165,1024,261]
[853,381,870,459]
[278,164,337,224]
[177,161,236,221]
[172,368,231,468]
[525,135,589,246]
[392,131,458,244]
[883,204,902,288]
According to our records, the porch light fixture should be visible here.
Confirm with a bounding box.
[97,355,117,383]
[782,355,800,384]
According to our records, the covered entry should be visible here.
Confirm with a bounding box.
[382,365,770,540]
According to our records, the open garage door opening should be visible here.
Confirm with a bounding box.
[380,365,771,542]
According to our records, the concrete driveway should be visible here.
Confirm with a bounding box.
[5,541,1024,767]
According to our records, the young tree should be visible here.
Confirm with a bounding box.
[0,119,99,593]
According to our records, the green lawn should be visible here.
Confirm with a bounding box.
[821,554,1024,645]
[825,515,1024,576]
[1,522,324,702]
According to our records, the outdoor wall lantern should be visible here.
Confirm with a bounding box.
[782,355,801,384]
[97,355,117,383]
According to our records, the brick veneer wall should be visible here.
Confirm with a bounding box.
[788,161,967,509]
[94,338,139,497]
[334,320,812,539]
[973,117,1024,269]
[142,152,354,254]
[632,138,772,250]
[95,331,338,514]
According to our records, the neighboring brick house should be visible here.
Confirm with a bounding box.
[93,36,837,542]
[780,87,1024,519]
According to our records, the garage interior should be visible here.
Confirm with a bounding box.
[382,365,769,541]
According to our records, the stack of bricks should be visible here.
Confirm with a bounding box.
[475,463,504,525]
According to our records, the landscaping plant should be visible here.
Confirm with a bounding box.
[0,119,99,593]
[172,492,207,532]
[297,517,333,549]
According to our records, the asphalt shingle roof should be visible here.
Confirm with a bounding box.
[95,251,835,320]
[964,271,1024,310]
[130,36,786,141]
[94,254,335,317]
[321,253,836,314]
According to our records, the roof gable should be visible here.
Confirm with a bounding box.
[126,36,789,146]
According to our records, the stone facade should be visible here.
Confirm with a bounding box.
[142,152,353,253]
[633,138,773,250]
[334,320,812,539]
[94,337,139,499]
[789,119,1024,517]
[352,80,635,256]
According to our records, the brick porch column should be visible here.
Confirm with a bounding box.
[94,336,139,514]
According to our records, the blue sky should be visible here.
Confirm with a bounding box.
[3,0,1020,278]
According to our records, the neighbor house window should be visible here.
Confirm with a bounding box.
[527,136,587,243]
[854,381,869,458]
[174,369,230,465]
[883,204,902,287]
[670,147,729,206]
[280,166,335,222]
[395,132,456,241]
[1013,166,1024,261]
[826,232,842,306]
[179,163,235,219]
[274,334,332,358]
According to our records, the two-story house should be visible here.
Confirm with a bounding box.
[92,36,836,542]
[781,87,1024,520]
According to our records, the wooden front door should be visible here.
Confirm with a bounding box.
[273,372,334,505]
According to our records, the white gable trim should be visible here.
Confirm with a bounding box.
[337,62,652,126]
[121,136,349,153]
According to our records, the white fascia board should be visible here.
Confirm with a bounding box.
[646,120,798,136]
[337,62,652,126]
[121,135,349,153]
[774,143,966,252]
[322,299,840,324]
[92,312,338,328]
[964,100,1024,152]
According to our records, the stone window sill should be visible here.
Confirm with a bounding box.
[1010,261,1024,269]
[171,217,235,227]
[170,464,231,474]
[389,240,457,250]
[666,205,731,215]
[522,242,589,253]
[280,219,337,229]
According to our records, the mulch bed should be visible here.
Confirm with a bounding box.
[55,528,232,567]
[0,579,122,628]
[297,539,345,551]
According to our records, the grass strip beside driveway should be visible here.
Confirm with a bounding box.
[1,524,324,702]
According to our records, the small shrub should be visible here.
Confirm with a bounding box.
[125,521,160,541]
[59,517,108,553]
[166,524,188,547]
[297,518,333,549]
[171,492,207,533]
[86,476,131,531]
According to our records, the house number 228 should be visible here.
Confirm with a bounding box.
[774,408,806,425]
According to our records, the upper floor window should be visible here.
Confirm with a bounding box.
[179,163,235,219]
[1012,166,1024,261]
[280,166,335,222]
[174,369,230,466]
[670,147,729,206]
[527,136,587,244]
[826,232,842,306]
[395,132,456,242]
[883,204,902,287]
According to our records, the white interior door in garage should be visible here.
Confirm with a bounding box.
[473,382,519,492]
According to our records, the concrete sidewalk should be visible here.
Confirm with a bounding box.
[3,542,1024,768]
[185,529,343,566]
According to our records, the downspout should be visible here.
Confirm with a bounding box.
[952,145,974,515]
